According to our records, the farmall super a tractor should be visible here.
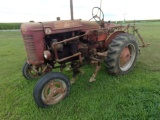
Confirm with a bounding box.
[21,6,149,108]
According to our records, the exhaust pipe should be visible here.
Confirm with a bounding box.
[70,0,74,20]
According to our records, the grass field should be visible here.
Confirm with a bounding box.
[0,22,160,120]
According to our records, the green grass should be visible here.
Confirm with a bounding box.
[0,22,160,120]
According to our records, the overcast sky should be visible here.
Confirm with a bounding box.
[0,0,159,23]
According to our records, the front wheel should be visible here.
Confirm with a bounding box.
[33,72,71,108]
[22,62,52,80]
[105,33,139,75]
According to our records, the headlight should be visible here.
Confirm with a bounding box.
[44,50,51,60]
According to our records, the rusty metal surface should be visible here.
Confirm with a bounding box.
[21,22,45,65]
[89,65,101,82]
[81,21,99,31]
[120,47,131,67]
[42,20,99,35]
[23,34,44,65]
[105,31,125,48]
[134,29,150,47]
[21,22,44,32]
[57,52,81,63]
[42,80,66,105]
[42,20,82,34]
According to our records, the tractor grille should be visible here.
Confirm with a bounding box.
[23,34,37,61]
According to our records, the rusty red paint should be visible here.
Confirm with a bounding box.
[120,47,131,67]
[42,20,99,35]
[21,22,45,65]
[21,20,126,66]
[105,31,125,48]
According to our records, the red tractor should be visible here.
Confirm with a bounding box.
[21,7,148,108]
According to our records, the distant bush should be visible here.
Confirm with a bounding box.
[0,23,21,30]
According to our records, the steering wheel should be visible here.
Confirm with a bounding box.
[92,7,104,22]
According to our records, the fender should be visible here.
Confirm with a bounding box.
[105,31,125,49]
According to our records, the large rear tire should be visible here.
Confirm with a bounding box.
[33,72,71,108]
[105,33,139,75]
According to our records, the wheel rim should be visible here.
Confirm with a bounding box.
[119,43,136,71]
[41,79,67,105]
[27,64,52,79]
[27,65,41,78]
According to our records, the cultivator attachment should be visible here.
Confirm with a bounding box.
[134,29,150,47]
[131,21,150,47]
[122,20,150,47]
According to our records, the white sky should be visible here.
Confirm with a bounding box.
[0,0,159,23]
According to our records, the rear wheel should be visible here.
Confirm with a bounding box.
[105,33,139,75]
[33,72,71,108]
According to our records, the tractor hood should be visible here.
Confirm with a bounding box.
[21,20,99,35]
[42,20,99,34]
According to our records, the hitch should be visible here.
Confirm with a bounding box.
[134,29,150,47]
